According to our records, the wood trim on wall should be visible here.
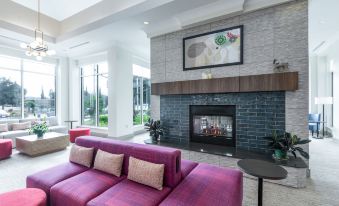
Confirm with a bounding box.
[151,72,298,95]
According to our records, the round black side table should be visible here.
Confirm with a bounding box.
[237,159,287,206]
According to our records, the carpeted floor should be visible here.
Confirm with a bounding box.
[0,134,338,206]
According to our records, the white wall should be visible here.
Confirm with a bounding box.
[107,47,134,137]
[309,56,333,127]
[325,42,339,137]
[56,57,69,127]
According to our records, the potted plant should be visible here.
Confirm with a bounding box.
[30,122,49,138]
[145,119,164,142]
[264,131,311,160]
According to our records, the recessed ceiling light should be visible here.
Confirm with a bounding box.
[144,21,149,25]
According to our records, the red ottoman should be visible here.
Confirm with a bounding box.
[0,139,12,160]
[69,128,91,143]
[0,188,46,206]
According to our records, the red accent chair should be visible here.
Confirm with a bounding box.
[0,139,12,160]
[69,128,91,143]
[0,188,47,206]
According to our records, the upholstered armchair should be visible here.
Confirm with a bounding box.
[308,114,321,137]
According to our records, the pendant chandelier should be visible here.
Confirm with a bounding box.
[20,0,55,60]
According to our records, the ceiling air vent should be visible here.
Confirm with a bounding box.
[69,41,90,50]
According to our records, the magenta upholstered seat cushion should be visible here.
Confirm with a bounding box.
[50,169,125,206]
[159,163,243,206]
[87,179,171,206]
[0,188,46,206]
[76,136,182,188]
[181,159,198,179]
[26,162,89,198]
[0,139,12,159]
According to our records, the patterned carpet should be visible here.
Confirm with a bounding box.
[0,134,338,206]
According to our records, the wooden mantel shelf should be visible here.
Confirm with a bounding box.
[151,72,298,95]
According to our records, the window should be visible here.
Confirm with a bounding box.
[0,56,21,119]
[0,55,56,120]
[23,60,56,118]
[81,63,108,127]
[133,64,151,125]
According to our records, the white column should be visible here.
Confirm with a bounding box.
[56,57,69,126]
[107,47,134,138]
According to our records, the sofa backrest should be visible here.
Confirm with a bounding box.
[76,136,182,188]
[0,119,19,131]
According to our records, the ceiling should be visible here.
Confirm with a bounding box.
[309,0,339,55]
[1,0,295,60]
[11,0,103,21]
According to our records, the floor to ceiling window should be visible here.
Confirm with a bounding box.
[81,62,108,127]
[133,64,150,125]
[23,60,56,118]
[0,55,56,119]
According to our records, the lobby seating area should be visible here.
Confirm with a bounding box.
[0,0,339,205]
[26,136,243,206]
[0,117,67,148]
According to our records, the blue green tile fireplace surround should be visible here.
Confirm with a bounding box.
[160,92,285,153]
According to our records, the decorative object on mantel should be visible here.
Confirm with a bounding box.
[273,59,289,72]
[201,71,213,79]
[29,122,49,138]
[183,25,243,71]
[144,119,164,142]
[19,0,56,60]
[264,131,311,161]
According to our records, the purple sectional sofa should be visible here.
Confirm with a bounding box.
[27,136,243,206]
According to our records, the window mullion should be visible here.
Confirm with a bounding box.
[140,77,144,125]
[96,64,99,127]
[21,59,24,119]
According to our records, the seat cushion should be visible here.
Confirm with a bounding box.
[69,128,91,143]
[0,139,12,159]
[87,179,171,206]
[26,162,89,199]
[0,188,46,206]
[181,159,198,178]
[159,163,243,206]
[50,169,125,206]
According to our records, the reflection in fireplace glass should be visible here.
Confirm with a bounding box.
[193,115,233,138]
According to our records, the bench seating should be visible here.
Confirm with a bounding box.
[26,136,243,206]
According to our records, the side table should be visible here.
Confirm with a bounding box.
[237,159,287,206]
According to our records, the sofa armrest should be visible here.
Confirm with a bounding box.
[160,163,243,206]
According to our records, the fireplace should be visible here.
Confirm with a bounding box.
[189,105,236,147]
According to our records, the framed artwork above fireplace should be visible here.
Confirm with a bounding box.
[183,25,243,71]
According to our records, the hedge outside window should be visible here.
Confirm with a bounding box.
[81,62,108,127]
[133,64,151,125]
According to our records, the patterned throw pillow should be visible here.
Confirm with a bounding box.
[93,150,124,177]
[0,123,8,132]
[11,122,31,131]
[69,145,94,168]
[128,156,165,190]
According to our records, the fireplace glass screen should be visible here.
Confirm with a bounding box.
[193,115,233,138]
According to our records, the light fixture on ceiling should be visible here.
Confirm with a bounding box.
[20,0,55,61]
[143,21,150,25]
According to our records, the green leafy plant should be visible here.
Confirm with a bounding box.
[29,122,49,138]
[144,119,164,142]
[264,132,311,159]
